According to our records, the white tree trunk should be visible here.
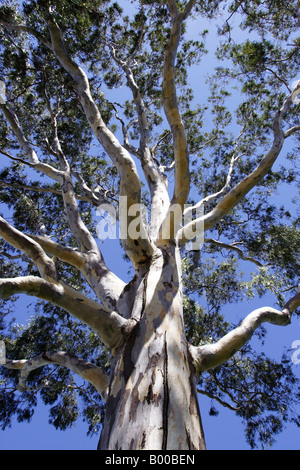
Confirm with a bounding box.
[98,245,206,450]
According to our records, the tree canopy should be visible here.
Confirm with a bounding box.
[0,0,299,449]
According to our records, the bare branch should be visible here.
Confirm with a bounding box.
[45,16,154,268]
[284,124,300,138]
[162,6,190,210]
[189,288,300,376]
[4,351,109,399]
[204,238,263,267]
[0,275,135,353]
[27,233,126,310]
[179,91,296,242]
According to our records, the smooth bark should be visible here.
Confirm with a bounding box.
[189,290,300,375]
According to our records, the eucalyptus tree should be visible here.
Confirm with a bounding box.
[0,0,300,450]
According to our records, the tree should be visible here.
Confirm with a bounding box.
[0,0,300,450]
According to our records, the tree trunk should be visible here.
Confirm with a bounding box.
[98,245,206,450]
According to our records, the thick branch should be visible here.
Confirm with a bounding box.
[155,2,196,245]
[189,289,300,376]
[27,233,126,310]
[162,4,191,210]
[26,234,85,271]
[3,351,109,399]
[46,16,154,267]
[0,276,134,353]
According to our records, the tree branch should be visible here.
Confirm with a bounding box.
[284,124,300,138]
[197,387,240,412]
[1,87,125,309]
[107,44,170,239]
[0,275,135,354]
[155,1,197,245]
[45,15,154,267]
[1,12,155,268]
[0,216,57,282]
[42,94,100,257]
[183,129,246,220]
[204,238,263,267]
[179,90,296,243]
[27,233,126,311]
[0,19,51,49]
[3,351,109,400]
[162,3,192,210]
[0,178,107,206]
[26,234,85,271]
[189,288,300,376]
